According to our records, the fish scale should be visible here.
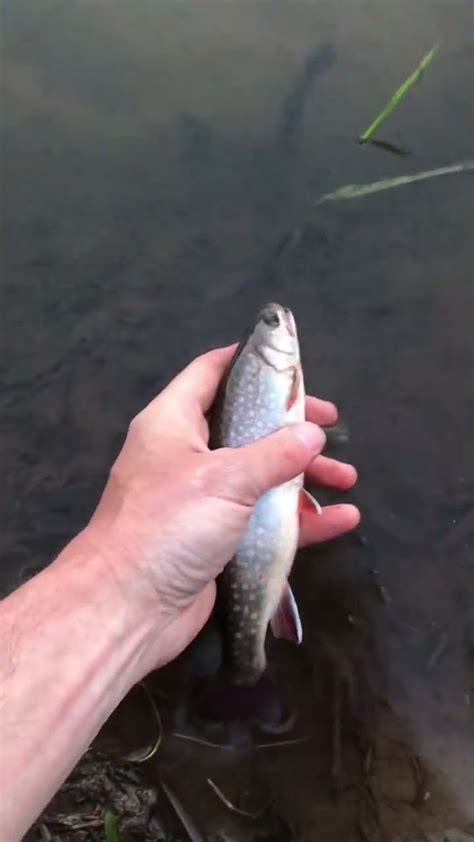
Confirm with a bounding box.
[210,302,309,687]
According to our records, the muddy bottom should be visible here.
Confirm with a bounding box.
[27,536,474,842]
[25,753,166,842]
[26,689,474,842]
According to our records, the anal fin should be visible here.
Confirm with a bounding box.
[299,487,323,515]
[270,583,303,644]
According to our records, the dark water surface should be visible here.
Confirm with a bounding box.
[2,2,474,840]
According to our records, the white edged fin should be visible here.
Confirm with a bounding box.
[270,583,303,644]
[302,488,322,515]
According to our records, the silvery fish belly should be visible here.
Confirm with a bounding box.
[210,302,317,687]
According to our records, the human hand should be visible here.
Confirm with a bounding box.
[87,345,359,679]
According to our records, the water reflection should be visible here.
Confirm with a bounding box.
[3,1,474,839]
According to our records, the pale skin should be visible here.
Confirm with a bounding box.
[0,344,359,840]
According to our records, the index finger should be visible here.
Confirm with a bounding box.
[305,395,338,425]
[164,343,238,412]
[136,344,237,441]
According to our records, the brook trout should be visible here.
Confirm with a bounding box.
[210,303,320,687]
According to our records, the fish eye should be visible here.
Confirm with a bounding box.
[262,312,280,327]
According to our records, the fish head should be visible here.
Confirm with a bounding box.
[251,303,300,370]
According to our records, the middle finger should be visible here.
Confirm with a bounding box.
[306,455,357,489]
[305,395,338,425]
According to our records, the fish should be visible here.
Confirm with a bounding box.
[209,302,320,687]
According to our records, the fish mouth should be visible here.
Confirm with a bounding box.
[281,306,296,337]
[259,303,296,337]
[253,303,299,369]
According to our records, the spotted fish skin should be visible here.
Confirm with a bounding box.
[210,303,305,686]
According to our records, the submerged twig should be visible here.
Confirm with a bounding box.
[360,45,439,142]
[172,731,309,750]
[160,779,205,842]
[207,778,259,818]
[255,736,310,749]
[171,732,236,750]
[123,682,162,763]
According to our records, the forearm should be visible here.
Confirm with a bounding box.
[0,529,156,841]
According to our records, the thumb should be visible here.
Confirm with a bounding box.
[220,422,326,506]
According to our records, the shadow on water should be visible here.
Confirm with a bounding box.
[2,1,474,839]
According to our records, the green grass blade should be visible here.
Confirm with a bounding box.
[104,809,119,842]
[360,45,439,142]
[313,160,474,205]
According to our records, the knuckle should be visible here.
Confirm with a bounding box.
[280,439,297,466]
[279,431,301,467]
[188,453,223,496]
[213,449,257,507]
[127,413,145,439]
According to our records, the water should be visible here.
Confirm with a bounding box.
[2,2,474,839]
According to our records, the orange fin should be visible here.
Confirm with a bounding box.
[287,368,301,411]
[299,487,322,515]
[270,583,303,644]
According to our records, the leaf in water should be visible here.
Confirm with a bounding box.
[104,809,119,842]
[359,44,439,142]
[313,160,474,205]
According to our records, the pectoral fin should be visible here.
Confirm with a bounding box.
[270,583,303,644]
[299,487,322,515]
[287,368,301,411]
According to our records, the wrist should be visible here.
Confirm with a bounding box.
[56,526,161,687]
[0,528,163,839]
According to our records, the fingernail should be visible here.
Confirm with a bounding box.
[294,422,326,452]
